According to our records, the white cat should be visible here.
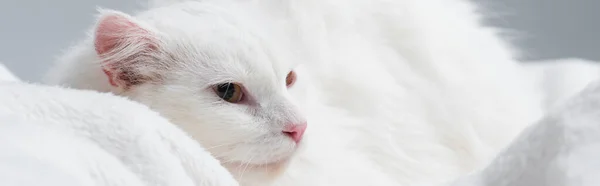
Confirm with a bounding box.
[46,0,544,185]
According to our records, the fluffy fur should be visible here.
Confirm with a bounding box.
[0,82,238,186]
[46,0,544,185]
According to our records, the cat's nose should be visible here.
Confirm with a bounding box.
[282,123,307,143]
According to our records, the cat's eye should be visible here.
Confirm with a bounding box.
[213,83,244,103]
[286,71,296,88]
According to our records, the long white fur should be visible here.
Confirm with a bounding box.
[0,82,239,186]
[46,0,545,186]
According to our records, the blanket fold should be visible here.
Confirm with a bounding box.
[451,80,600,186]
[0,82,238,186]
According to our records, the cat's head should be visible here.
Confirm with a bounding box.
[89,3,309,179]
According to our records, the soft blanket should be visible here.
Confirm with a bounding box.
[450,79,600,186]
[524,58,600,109]
[441,59,600,186]
[0,81,238,186]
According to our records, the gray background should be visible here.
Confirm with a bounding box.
[0,0,598,82]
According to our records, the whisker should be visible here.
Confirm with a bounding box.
[263,159,268,176]
[239,154,255,181]
[204,140,246,150]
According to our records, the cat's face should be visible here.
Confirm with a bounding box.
[91,6,309,175]
[139,44,309,168]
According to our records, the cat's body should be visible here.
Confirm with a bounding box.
[47,0,544,185]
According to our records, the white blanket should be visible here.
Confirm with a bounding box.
[0,82,238,186]
[451,80,600,186]
[444,59,600,186]
[524,58,600,109]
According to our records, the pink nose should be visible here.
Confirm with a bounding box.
[282,123,307,143]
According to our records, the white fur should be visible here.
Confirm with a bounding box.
[46,0,544,185]
[0,82,238,186]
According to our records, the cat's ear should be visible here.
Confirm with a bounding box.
[93,9,162,89]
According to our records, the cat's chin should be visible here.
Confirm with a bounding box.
[223,157,292,184]
[222,139,305,171]
[224,156,291,171]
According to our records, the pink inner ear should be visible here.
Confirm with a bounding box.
[94,13,155,56]
[93,12,159,88]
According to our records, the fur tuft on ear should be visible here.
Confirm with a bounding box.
[93,9,162,89]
